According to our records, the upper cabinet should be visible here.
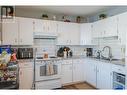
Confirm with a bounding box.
[33,19,58,34]
[33,19,43,33]
[92,15,118,38]
[2,18,19,45]
[117,12,127,45]
[2,17,34,45]
[57,22,80,45]
[80,23,92,45]
[18,17,33,45]
[92,19,105,38]
[104,16,118,37]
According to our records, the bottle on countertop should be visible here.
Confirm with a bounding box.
[63,49,67,58]
[43,49,48,59]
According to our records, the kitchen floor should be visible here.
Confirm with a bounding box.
[61,82,96,89]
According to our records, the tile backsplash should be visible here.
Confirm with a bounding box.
[34,38,57,57]
[57,45,95,56]
[93,37,125,59]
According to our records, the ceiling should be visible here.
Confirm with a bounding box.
[16,6,113,16]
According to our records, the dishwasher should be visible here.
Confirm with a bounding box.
[113,72,126,89]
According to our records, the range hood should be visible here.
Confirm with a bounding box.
[34,32,57,39]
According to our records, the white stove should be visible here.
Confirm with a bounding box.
[34,57,62,89]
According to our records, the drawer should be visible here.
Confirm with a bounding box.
[112,64,126,74]
[19,62,33,68]
[35,79,61,89]
[62,60,72,65]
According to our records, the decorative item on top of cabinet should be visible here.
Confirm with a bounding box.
[99,14,107,20]
[62,15,70,22]
[42,14,48,20]
[76,16,81,23]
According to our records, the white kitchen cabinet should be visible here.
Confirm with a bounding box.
[104,16,118,37]
[33,19,43,32]
[80,23,92,45]
[2,17,34,45]
[92,16,118,38]
[42,20,58,33]
[57,22,80,45]
[85,59,97,87]
[92,20,105,38]
[19,61,33,89]
[73,59,84,82]
[96,62,112,89]
[49,21,58,33]
[57,22,67,45]
[68,23,80,45]
[117,12,127,45]
[18,17,33,45]
[61,60,73,85]
[2,18,19,45]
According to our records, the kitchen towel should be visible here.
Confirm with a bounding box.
[46,63,55,76]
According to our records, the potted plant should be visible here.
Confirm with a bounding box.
[99,14,107,19]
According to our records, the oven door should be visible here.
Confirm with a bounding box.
[35,61,61,81]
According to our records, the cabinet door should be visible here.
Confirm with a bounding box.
[19,68,33,89]
[69,23,80,45]
[104,16,118,37]
[92,20,105,38]
[80,23,92,45]
[117,13,127,45]
[57,22,80,45]
[18,17,33,45]
[97,62,112,89]
[61,64,73,84]
[57,22,68,45]
[85,59,96,87]
[33,19,43,33]
[49,21,58,33]
[73,59,84,82]
[2,18,19,45]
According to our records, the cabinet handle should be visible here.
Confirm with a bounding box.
[43,26,45,31]
[20,71,22,75]
[118,69,121,71]
[119,38,121,42]
[110,72,112,76]
[67,40,68,44]
[104,31,106,34]
[20,39,22,43]
[48,26,49,31]
[70,66,72,70]
[15,39,17,43]
[33,21,35,30]
[70,40,71,44]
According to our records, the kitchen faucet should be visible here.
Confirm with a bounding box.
[102,46,113,61]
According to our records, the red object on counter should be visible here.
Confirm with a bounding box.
[10,53,17,61]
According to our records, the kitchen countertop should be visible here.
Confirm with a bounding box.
[86,57,125,66]
[35,56,125,66]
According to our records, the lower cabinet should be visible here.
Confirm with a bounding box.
[61,60,73,84]
[85,58,112,89]
[19,61,33,89]
[96,62,112,89]
[73,59,84,82]
[85,59,97,87]
[61,59,85,85]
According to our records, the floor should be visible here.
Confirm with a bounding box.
[61,82,96,89]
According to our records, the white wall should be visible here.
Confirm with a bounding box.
[15,7,87,23]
